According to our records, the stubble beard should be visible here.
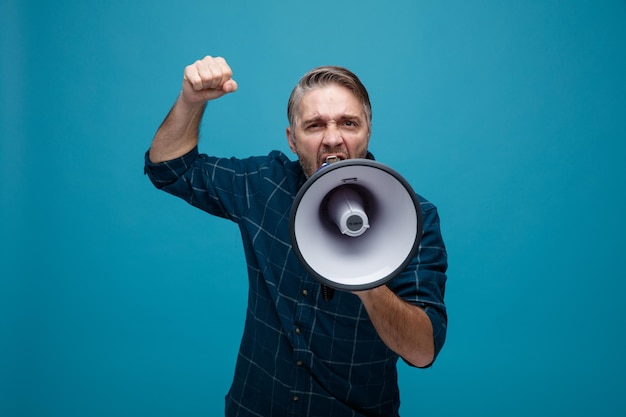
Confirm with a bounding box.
[299,147,354,178]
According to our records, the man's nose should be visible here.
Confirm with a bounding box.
[322,124,343,146]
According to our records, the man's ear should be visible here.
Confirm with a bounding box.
[286,127,297,154]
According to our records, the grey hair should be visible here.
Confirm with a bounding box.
[287,66,372,131]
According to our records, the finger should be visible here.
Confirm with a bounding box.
[222,78,238,93]
[195,57,216,90]
[200,56,233,90]
[183,61,205,91]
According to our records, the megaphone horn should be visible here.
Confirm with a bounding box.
[289,158,423,300]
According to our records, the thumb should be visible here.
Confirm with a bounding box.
[222,79,238,93]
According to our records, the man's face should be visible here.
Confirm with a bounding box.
[286,84,370,178]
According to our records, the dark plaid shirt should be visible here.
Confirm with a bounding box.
[145,147,447,417]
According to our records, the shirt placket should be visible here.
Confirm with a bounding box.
[290,283,315,415]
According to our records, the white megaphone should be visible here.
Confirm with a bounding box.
[289,158,423,300]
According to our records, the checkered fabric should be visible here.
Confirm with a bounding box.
[145,147,447,417]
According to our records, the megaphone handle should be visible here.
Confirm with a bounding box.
[321,284,335,301]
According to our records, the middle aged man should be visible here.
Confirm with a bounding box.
[145,55,448,417]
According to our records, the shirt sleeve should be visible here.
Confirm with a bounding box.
[144,147,201,189]
[387,198,448,367]
[144,146,243,220]
[144,147,298,223]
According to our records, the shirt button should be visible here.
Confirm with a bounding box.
[302,289,308,296]
[293,395,299,402]
[296,360,303,366]
[295,327,301,335]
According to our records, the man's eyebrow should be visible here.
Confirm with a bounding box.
[301,113,362,125]
[340,114,363,121]
[301,115,323,125]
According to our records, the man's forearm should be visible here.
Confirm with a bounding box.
[149,56,236,163]
[149,93,207,163]
[356,285,435,367]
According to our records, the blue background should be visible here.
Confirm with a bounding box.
[2,1,625,416]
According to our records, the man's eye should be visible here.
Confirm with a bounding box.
[343,120,356,127]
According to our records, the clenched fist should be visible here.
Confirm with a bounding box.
[181,56,238,105]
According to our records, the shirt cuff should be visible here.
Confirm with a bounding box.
[144,146,199,189]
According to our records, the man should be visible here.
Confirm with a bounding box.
[145,55,447,416]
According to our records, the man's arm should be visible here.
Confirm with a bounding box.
[355,286,435,368]
[149,56,238,163]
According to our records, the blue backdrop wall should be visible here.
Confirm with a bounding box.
[2,1,625,416]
